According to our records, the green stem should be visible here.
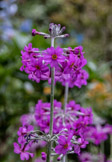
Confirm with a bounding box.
[62,83,69,162]
[46,142,52,162]
[46,37,55,162]
[110,135,112,160]
[100,142,104,162]
[49,67,55,136]
[63,82,69,113]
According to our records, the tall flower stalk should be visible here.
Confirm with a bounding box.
[14,23,112,162]
[47,38,55,162]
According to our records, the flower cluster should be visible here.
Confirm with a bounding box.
[14,100,92,160]
[34,99,93,157]
[87,124,112,145]
[14,23,95,161]
[14,103,112,161]
[35,100,93,134]
[20,24,88,88]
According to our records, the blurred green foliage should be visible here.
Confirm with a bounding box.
[0,0,112,161]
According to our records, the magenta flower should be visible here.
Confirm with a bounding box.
[43,47,65,68]
[20,114,36,125]
[80,107,93,125]
[13,142,34,160]
[79,152,92,162]
[41,152,47,160]
[89,125,108,145]
[20,43,39,73]
[17,125,34,144]
[32,29,37,36]
[74,69,89,88]
[73,138,88,155]
[74,46,84,55]
[27,58,49,82]
[78,138,89,148]
[30,58,49,75]
[67,100,80,111]
[24,43,33,53]
[74,145,81,155]
[55,135,72,155]
[64,54,81,73]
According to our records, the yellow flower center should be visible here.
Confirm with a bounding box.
[64,144,68,149]
[52,54,57,60]
[35,65,40,70]
[70,62,74,68]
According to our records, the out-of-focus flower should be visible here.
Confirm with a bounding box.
[43,86,51,95]
[20,19,32,33]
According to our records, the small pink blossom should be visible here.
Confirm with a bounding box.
[43,47,65,68]
[13,142,34,160]
[55,135,72,155]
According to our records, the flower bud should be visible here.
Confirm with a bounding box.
[41,152,47,160]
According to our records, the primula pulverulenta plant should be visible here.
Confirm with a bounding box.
[14,23,93,162]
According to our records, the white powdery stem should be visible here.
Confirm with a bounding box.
[46,37,55,162]
[62,156,66,162]
[68,110,85,116]
[63,82,69,114]
[51,37,54,47]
